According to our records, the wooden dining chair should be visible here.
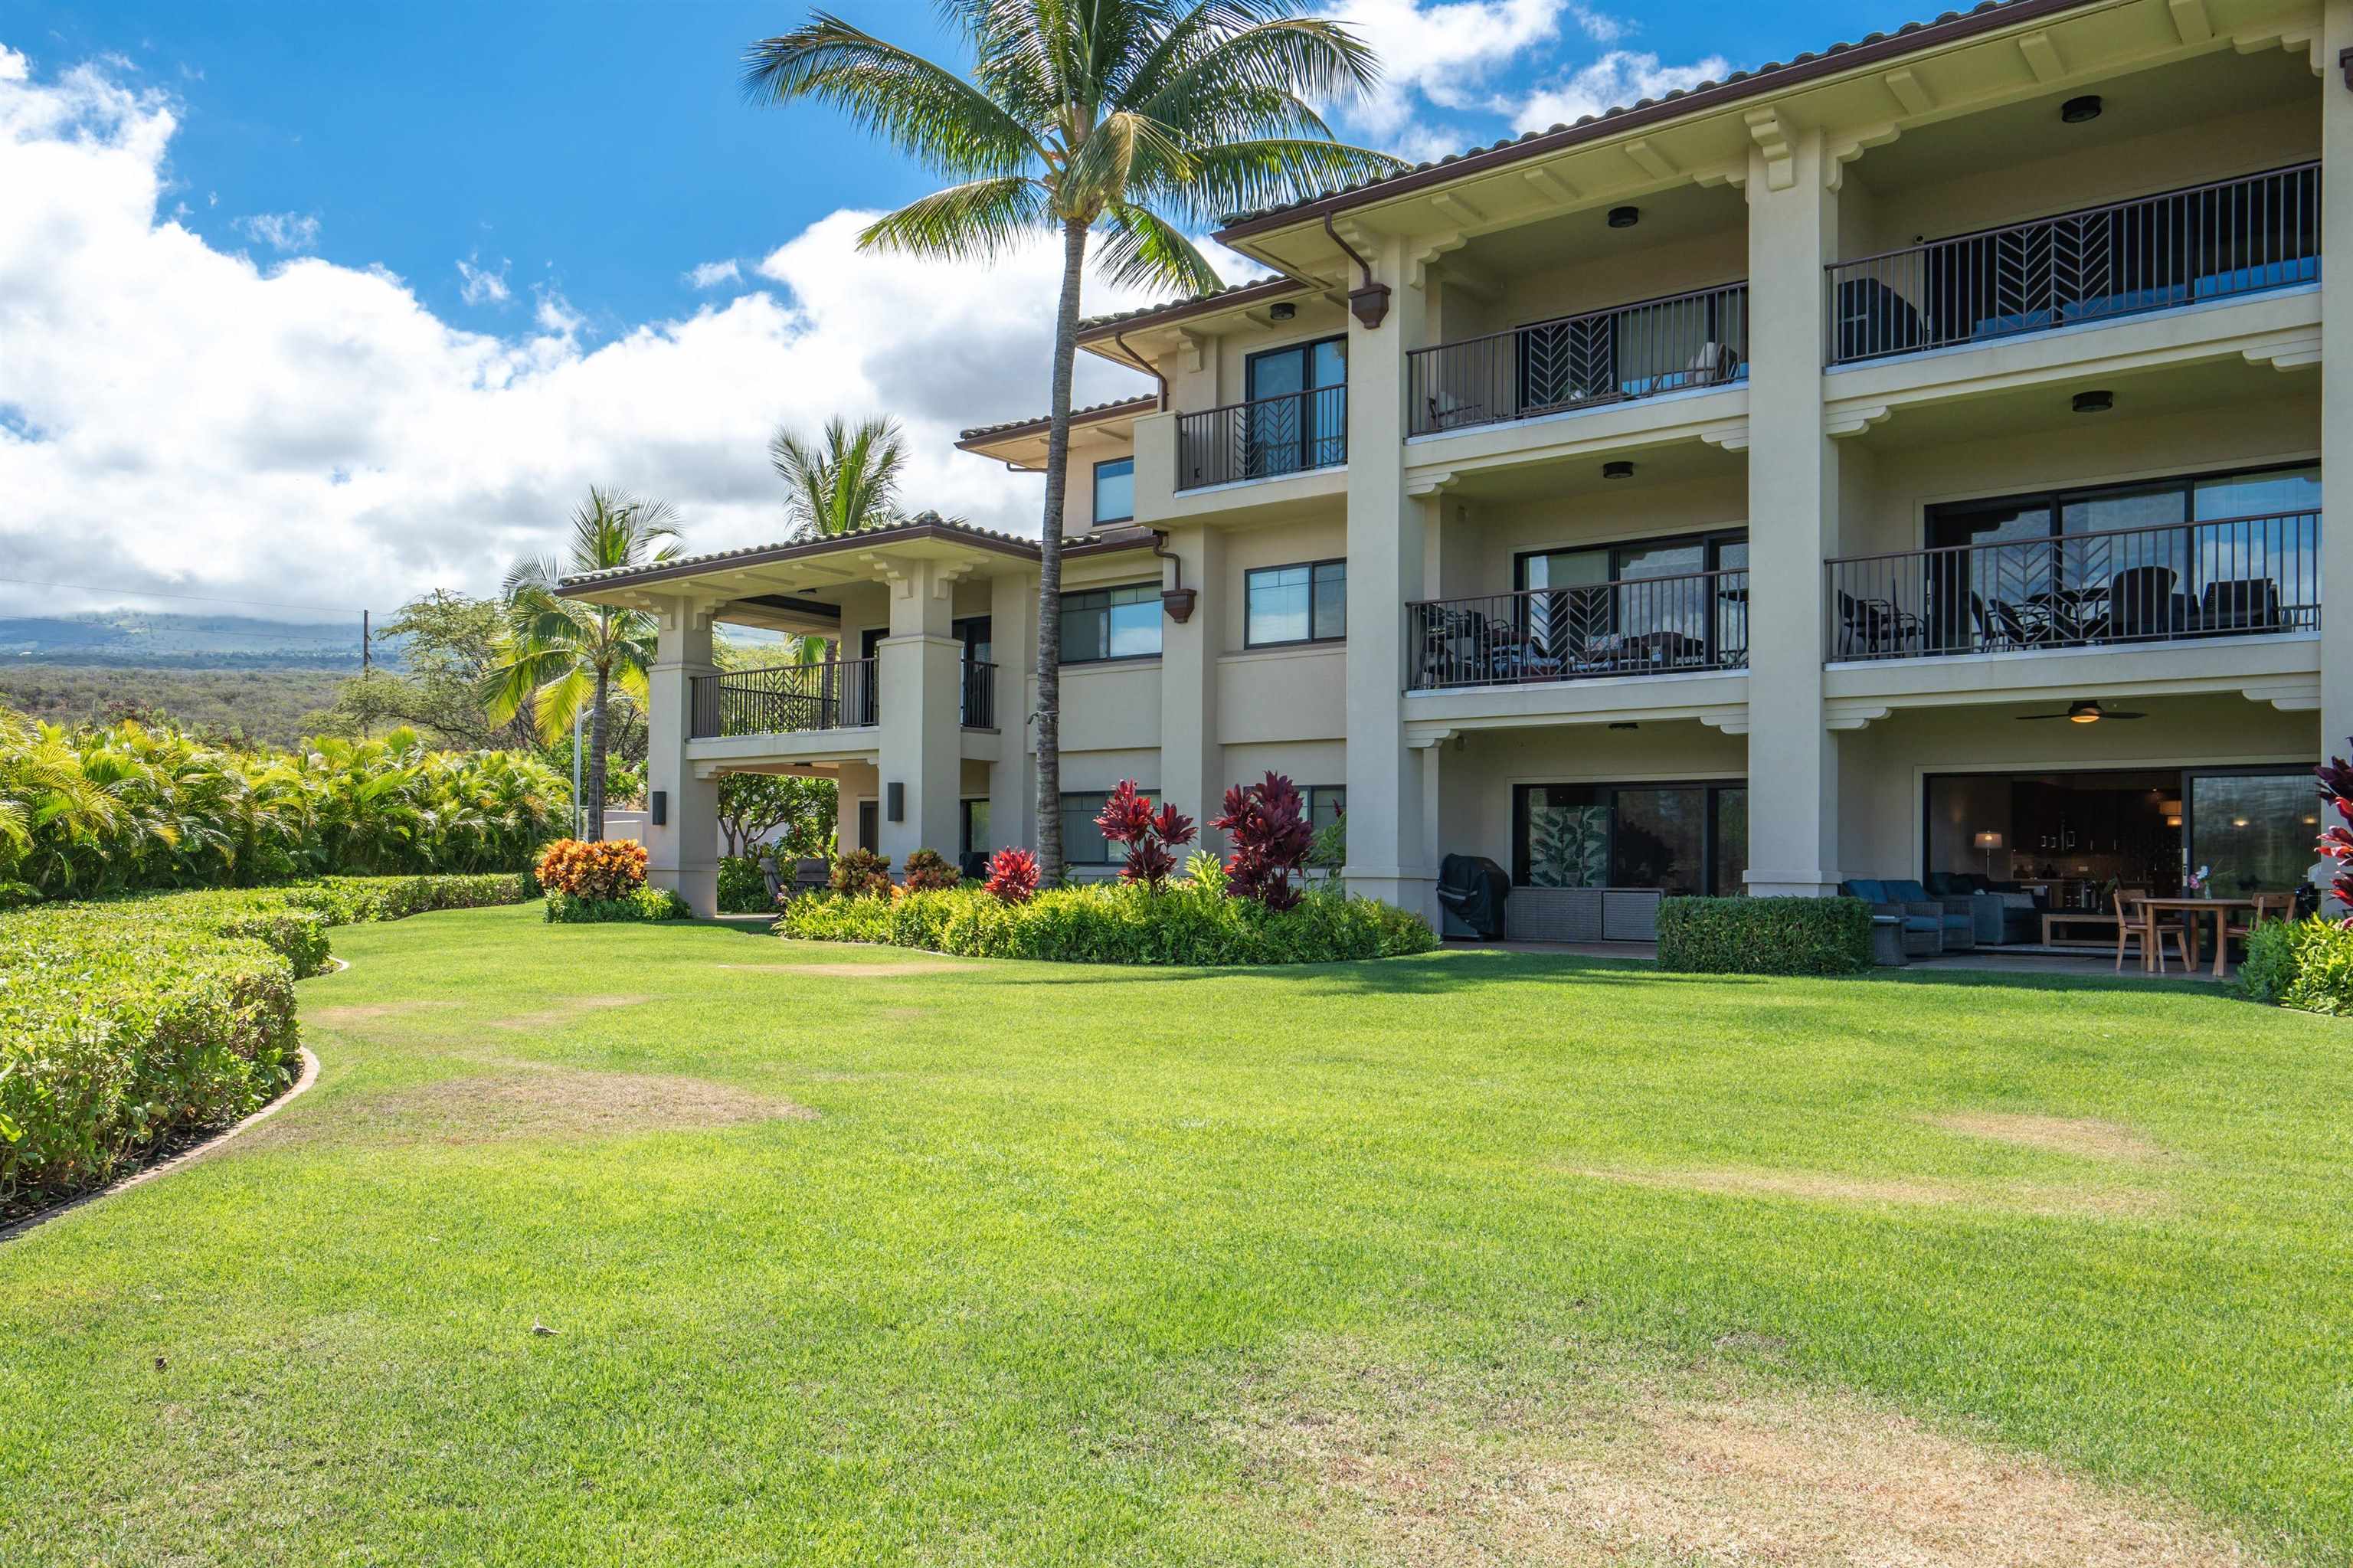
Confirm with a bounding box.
[2114,891,2188,974]
[2224,892,2293,954]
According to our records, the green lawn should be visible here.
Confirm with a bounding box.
[5,907,2349,1564]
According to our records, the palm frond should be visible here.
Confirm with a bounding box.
[857,176,1052,263]
[742,13,1046,178]
[1095,201,1226,294]
[1141,136,1405,226]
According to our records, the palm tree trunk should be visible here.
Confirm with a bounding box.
[587,667,611,843]
[1035,216,1088,885]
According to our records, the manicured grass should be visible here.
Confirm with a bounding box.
[3,906,2348,1563]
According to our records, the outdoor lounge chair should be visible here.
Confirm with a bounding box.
[1839,879,1949,957]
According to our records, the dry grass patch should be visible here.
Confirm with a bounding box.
[1570,1165,2168,1220]
[1929,1112,2165,1163]
[305,1000,460,1026]
[488,994,651,1030]
[1230,1342,2268,1566]
[247,1064,813,1149]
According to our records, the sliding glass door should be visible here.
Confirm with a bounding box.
[2186,768,2317,897]
[1514,781,1746,894]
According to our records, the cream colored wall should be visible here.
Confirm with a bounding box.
[1844,394,2322,557]
[1216,647,1346,745]
[1443,473,1748,599]
[1453,224,1748,344]
[1057,746,1162,793]
[1835,696,2318,878]
[836,760,879,851]
[1853,100,2317,255]
[1214,515,1348,650]
[1160,300,1353,414]
[1060,661,1162,752]
[1433,722,1750,869]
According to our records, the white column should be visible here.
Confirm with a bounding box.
[988,565,1038,859]
[1157,523,1225,847]
[875,559,963,867]
[1742,126,1843,895]
[2320,0,2353,896]
[644,599,719,914]
[1342,232,1437,920]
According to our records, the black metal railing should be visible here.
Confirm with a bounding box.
[961,660,996,728]
[1827,163,2320,365]
[1825,511,2320,661]
[1407,568,1749,690]
[689,657,877,738]
[1176,385,1347,489]
[1409,282,1749,436]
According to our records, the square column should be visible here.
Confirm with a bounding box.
[645,599,719,914]
[988,566,1038,859]
[1742,125,1844,895]
[875,558,964,867]
[2320,0,2353,895]
[1342,232,1437,921]
[1157,523,1225,846]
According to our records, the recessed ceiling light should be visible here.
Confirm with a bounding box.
[1268,301,1297,321]
[2061,94,2103,123]
[2072,390,2114,414]
[1607,205,1640,229]
[1602,460,1635,479]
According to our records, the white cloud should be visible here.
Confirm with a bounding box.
[0,52,1164,620]
[686,258,740,289]
[1509,48,1730,132]
[234,210,319,253]
[1332,0,1570,139]
[455,254,509,305]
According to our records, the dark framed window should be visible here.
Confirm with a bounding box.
[1305,786,1346,832]
[961,798,992,857]
[1245,336,1347,476]
[1092,457,1134,525]
[1245,560,1346,646]
[1512,530,1748,666]
[1059,790,1156,865]
[1062,581,1162,663]
[1512,781,1746,895]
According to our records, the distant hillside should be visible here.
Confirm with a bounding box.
[0,664,349,748]
[0,610,402,669]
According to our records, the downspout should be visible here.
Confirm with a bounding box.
[1112,329,1168,411]
[1150,530,1196,623]
[1324,213,1391,329]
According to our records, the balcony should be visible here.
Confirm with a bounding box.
[1826,164,2319,366]
[1407,568,1749,692]
[1408,283,1748,438]
[1176,385,1345,490]
[690,658,876,739]
[961,659,996,729]
[1825,511,2319,662]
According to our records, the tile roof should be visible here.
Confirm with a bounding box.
[1075,275,1302,334]
[1213,0,2098,238]
[557,513,1033,588]
[957,394,1157,444]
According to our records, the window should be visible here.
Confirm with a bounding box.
[1305,787,1346,832]
[2188,768,2316,898]
[856,798,878,852]
[1062,581,1162,663]
[1514,531,1747,666]
[1512,781,1746,895]
[1092,458,1134,525]
[1246,561,1346,645]
[961,799,992,858]
[1245,336,1347,476]
[1059,790,1154,865]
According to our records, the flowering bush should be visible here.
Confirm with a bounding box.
[1094,779,1196,889]
[902,848,961,892]
[830,847,892,895]
[983,846,1039,904]
[1213,772,1314,911]
[534,839,648,902]
[2319,745,2353,921]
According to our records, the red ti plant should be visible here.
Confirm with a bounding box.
[2317,744,2353,922]
[1094,779,1196,890]
[1212,771,1314,911]
[984,846,1041,904]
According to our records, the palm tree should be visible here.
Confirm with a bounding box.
[771,414,910,539]
[482,488,682,840]
[745,2,1398,882]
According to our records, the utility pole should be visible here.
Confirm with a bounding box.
[360,610,371,738]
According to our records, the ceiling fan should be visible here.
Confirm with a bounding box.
[2015,699,2146,724]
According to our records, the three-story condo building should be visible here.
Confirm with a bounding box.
[563,0,2353,937]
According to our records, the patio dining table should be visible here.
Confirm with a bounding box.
[2129,895,2266,979]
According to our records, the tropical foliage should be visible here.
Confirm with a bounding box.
[1093,778,1193,889]
[718,771,836,859]
[1213,771,1314,909]
[483,486,681,840]
[0,708,565,905]
[533,837,648,902]
[745,0,1400,882]
[771,415,911,540]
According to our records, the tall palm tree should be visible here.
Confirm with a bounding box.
[745,2,1398,882]
[771,414,910,539]
[482,488,682,840]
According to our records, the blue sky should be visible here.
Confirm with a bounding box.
[0,0,1902,620]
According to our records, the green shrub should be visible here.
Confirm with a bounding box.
[2240,915,2353,1015]
[902,849,960,892]
[777,880,1436,966]
[0,872,541,1210]
[543,887,691,924]
[1656,895,1873,977]
[716,856,774,915]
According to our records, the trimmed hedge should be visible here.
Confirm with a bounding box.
[0,872,538,1209]
[2239,915,2353,1015]
[544,887,692,923]
[777,881,1437,966]
[1656,895,1874,976]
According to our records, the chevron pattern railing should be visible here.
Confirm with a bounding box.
[1406,568,1749,691]
[689,658,877,739]
[1827,163,2319,365]
[1175,385,1347,489]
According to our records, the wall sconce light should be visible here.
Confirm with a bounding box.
[2060,94,2103,123]
[2071,389,2113,414]
[886,781,905,823]
[1607,205,1640,228]
[650,791,667,827]
[1602,460,1635,480]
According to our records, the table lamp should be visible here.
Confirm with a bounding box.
[1973,830,2004,877]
